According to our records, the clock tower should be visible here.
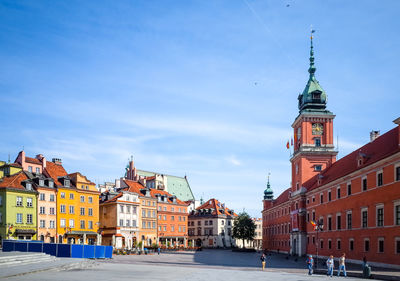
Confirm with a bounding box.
[291,36,338,193]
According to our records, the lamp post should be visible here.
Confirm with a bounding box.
[315,219,324,269]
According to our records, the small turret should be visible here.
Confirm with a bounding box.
[263,174,274,200]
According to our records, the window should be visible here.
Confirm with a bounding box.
[17,213,23,223]
[337,239,341,250]
[347,183,352,196]
[147,210,151,217]
[64,180,70,187]
[88,221,93,229]
[349,239,354,251]
[320,240,323,249]
[171,225,175,232]
[69,219,74,228]
[315,165,322,171]
[16,196,23,206]
[315,138,321,147]
[50,220,55,228]
[328,191,331,202]
[60,192,65,199]
[50,194,55,201]
[80,207,85,216]
[120,205,124,213]
[60,205,66,213]
[49,181,54,188]
[362,177,368,191]
[377,171,383,186]
[142,221,146,228]
[307,212,310,222]
[132,220,137,227]
[88,197,93,203]
[312,196,315,202]
[163,215,166,220]
[337,214,341,230]
[69,193,74,199]
[27,197,33,207]
[88,208,93,216]
[39,206,45,214]
[347,213,352,229]
[80,195,85,203]
[337,187,341,199]
[328,239,332,249]
[198,221,201,226]
[362,209,368,228]
[147,222,151,228]
[152,210,155,218]
[395,205,400,225]
[364,239,370,252]
[36,167,40,174]
[80,220,85,229]
[132,207,137,214]
[396,238,400,254]
[28,166,32,172]
[377,207,384,227]
[320,194,323,204]
[312,211,315,221]
[60,219,66,227]
[69,206,75,214]
[396,166,400,181]
[40,193,45,201]
[50,207,55,215]
[39,179,44,186]
[126,206,131,213]
[171,216,175,221]
[152,222,156,229]
[378,238,384,253]
[126,220,130,227]
[328,216,332,231]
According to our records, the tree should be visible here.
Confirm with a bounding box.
[232,212,256,248]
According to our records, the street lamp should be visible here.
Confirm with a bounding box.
[315,219,324,269]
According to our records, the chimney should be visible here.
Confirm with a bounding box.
[52,158,62,165]
[370,130,380,142]
[36,154,46,169]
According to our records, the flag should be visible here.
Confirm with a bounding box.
[310,220,318,230]
[291,138,293,146]
[294,133,297,143]
[311,29,316,33]
[286,141,290,149]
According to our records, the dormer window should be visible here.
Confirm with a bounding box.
[64,179,70,187]
[39,179,44,186]
[26,183,32,190]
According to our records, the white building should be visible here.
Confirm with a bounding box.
[188,198,237,248]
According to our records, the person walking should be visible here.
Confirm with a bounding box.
[326,255,334,277]
[157,247,161,255]
[306,255,314,275]
[337,253,347,277]
[260,253,266,271]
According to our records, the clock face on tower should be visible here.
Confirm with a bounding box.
[312,123,324,135]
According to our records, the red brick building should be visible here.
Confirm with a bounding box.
[262,37,400,267]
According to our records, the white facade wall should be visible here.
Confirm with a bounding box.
[115,192,140,249]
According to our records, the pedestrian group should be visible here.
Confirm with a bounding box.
[306,253,347,277]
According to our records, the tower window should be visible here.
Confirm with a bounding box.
[314,165,322,171]
[314,138,321,147]
[312,92,321,102]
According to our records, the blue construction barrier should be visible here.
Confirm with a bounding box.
[95,245,105,258]
[2,240,112,259]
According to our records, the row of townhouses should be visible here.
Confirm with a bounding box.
[0,152,243,249]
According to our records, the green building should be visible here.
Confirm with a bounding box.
[0,172,38,243]
[0,161,23,179]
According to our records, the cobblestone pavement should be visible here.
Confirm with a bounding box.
[3,250,365,281]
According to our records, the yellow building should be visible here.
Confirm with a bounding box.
[68,172,100,245]
[0,162,23,179]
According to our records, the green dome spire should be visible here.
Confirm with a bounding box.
[298,30,330,114]
[264,173,273,200]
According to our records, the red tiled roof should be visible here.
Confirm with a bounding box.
[304,126,400,191]
[123,179,146,194]
[273,188,291,205]
[44,161,68,187]
[197,198,237,217]
[102,192,123,203]
[25,157,42,165]
[0,172,28,189]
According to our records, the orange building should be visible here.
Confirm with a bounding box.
[150,189,189,247]
[262,37,400,268]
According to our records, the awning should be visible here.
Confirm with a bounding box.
[65,231,98,236]
[15,229,36,234]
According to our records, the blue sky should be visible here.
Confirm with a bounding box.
[1,0,399,217]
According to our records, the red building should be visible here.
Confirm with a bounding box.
[262,37,400,267]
